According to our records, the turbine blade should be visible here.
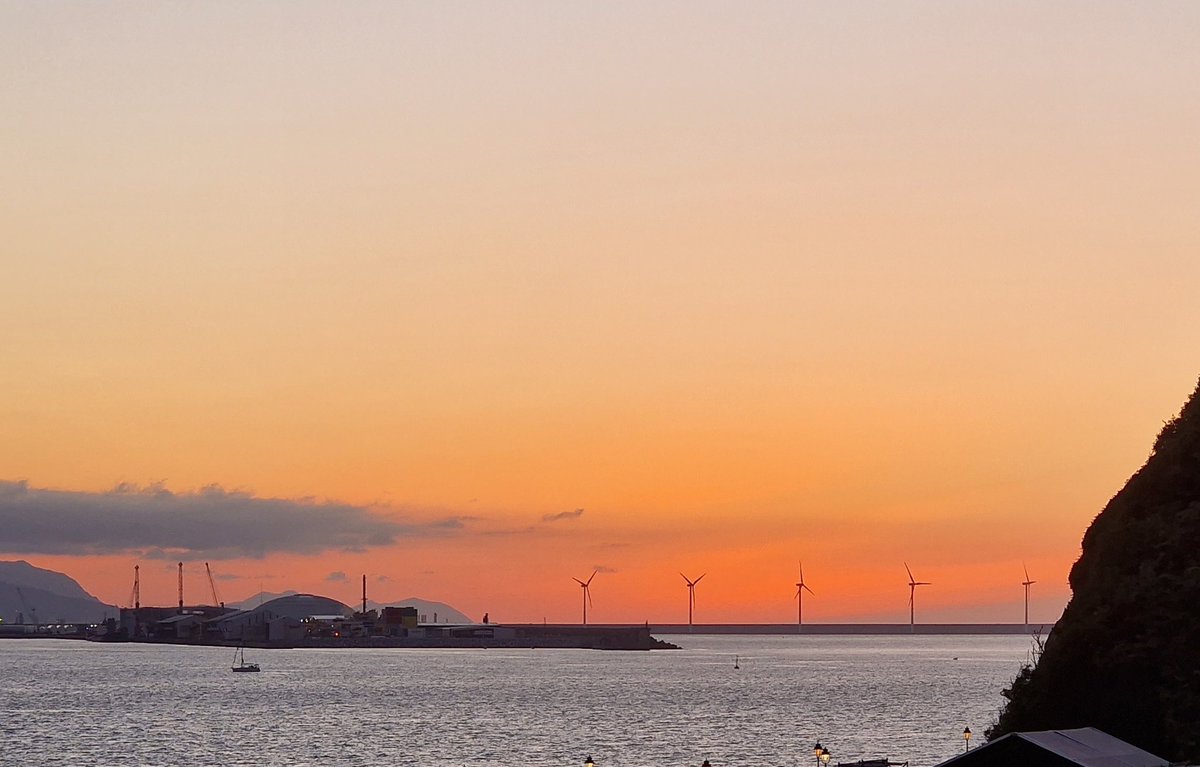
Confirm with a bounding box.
[587,588,593,607]
[904,562,915,582]
[680,572,690,585]
[573,578,585,586]
[803,584,815,595]
[586,570,597,586]
[1023,563,1030,582]
[695,573,706,584]
[799,561,804,582]
[794,587,800,599]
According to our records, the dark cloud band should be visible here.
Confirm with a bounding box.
[0,480,415,559]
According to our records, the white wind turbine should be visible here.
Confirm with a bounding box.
[681,572,706,632]
[905,562,930,633]
[1022,564,1036,631]
[574,571,597,625]
[794,561,814,634]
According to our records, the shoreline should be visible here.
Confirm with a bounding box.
[0,621,1051,648]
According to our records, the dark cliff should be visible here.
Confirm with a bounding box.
[989,379,1200,761]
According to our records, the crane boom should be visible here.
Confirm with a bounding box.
[205,562,223,607]
[15,587,37,626]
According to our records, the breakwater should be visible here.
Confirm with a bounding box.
[647,623,1053,635]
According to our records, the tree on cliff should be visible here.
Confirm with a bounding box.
[989,378,1200,761]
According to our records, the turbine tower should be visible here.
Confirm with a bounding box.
[794,561,814,634]
[681,572,705,632]
[573,571,597,625]
[1022,564,1036,630]
[905,562,930,633]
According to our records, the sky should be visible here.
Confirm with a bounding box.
[2,2,1198,625]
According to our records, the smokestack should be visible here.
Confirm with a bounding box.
[362,574,367,614]
[178,562,184,610]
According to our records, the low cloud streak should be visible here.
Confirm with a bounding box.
[0,480,441,559]
[542,508,584,523]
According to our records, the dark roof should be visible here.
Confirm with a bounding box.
[936,729,1167,767]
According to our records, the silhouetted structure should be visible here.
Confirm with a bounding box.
[936,728,1166,767]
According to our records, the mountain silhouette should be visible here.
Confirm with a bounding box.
[0,560,119,623]
[989,378,1200,761]
[365,598,471,624]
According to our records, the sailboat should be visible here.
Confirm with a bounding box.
[232,646,260,673]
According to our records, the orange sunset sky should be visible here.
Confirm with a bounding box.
[3,3,1199,624]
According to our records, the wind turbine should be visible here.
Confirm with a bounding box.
[794,561,814,634]
[573,571,596,625]
[681,572,706,632]
[1022,564,1036,630]
[905,562,930,633]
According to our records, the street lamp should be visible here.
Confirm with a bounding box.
[585,757,595,767]
[963,727,972,752]
[813,743,824,767]
[821,749,832,766]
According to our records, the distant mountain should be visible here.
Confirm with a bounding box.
[0,560,119,624]
[366,597,472,624]
[224,591,471,623]
[0,560,97,600]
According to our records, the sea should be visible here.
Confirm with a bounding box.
[0,634,1036,767]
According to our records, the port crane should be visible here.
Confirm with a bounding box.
[128,564,141,637]
[15,587,37,626]
[205,562,224,608]
[130,564,140,609]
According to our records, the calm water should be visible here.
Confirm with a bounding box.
[0,634,1034,767]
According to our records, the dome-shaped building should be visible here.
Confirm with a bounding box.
[214,593,353,643]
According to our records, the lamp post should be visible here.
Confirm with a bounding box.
[585,757,595,767]
[821,749,832,767]
[813,743,824,767]
[963,727,972,752]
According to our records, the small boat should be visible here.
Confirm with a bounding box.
[232,646,260,673]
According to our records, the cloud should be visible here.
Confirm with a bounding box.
[325,571,348,582]
[593,564,618,574]
[542,508,584,523]
[0,480,442,559]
